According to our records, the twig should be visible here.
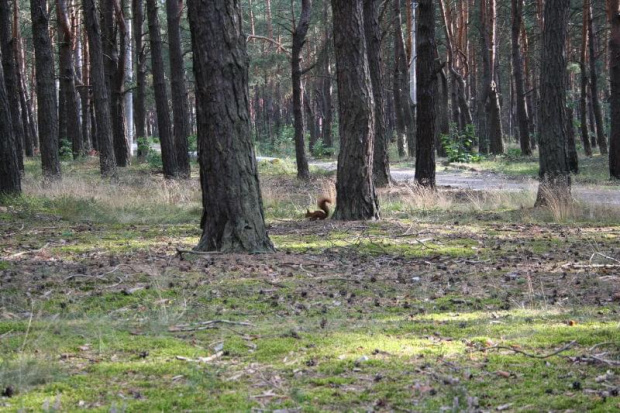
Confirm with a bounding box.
[590,252,620,264]
[9,243,50,258]
[486,340,577,359]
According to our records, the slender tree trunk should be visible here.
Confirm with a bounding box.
[291,0,311,180]
[320,0,333,148]
[83,0,117,177]
[31,0,61,179]
[80,24,91,151]
[146,0,177,178]
[437,69,450,157]
[588,0,608,154]
[0,0,24,171]
[188,0,274,253]
[486,0,503,154]
[0,58,20,194]
[535,0,571,206]
[580,0,594,157]
[511,0,531,155]
[415,0,436,188]
[167,0,191,177]
[609,0,620,179]
[132,0,147,161]
[304,88,318,154]
[394,0,415,158]
[57,0,83,159]
[12,0,34,157]
[364,0,390,187]
[331,0,379,220]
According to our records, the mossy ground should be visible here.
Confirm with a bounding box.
[1,158,619,412]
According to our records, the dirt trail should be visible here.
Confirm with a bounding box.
[307,160,620,206]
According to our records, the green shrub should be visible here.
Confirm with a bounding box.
[441,124,483,163]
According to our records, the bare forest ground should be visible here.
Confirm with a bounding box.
[0,157,619,412]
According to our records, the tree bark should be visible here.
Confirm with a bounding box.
[188,0,274,253]
[146,0,178,178]
[610,0,620,179]
[0,0,24,170]
[364,0,390,187]
[331,0,379,220]
[83,0,117,177]
[166,0,191,177]
[415,0,436,188]
[535,0,571,206]
[57,0,83,159]
[511,0,531,156]
[132,0,147,161]
[0,56,20,194]
[31,0,61,179]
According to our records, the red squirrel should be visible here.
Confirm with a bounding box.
[305,197,332,220]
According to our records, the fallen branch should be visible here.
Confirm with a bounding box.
[169,319,254,332]
[486,340,577,359]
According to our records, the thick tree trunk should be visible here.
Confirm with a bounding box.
[587,1,608,155]
[364,0,390,187]
[415,0,436,188]
[83,0,117,177]
[610,0,620,179]
[0,60,20,194]
[132,0,147,161]
[57,0,83,159]
[291,0,311,180]
[31,0,61,179]
[0,0,24,170]
[331,0,379,220]
[535,0,571,206]
[146,0,177,178]
[166,0,191,177]
[511,0,531,156]
[188,0,274,253]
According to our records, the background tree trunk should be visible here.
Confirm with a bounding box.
[188,0,274,253]
[415,0,436,188]
[166,0,191,178]
[364,0,390,187]
[132,0,147,161]
[146,0,178,178]
[291,0,311,180]
[580,0,593,157]
[511,0,531,156]
[535,0,571,206]
[331,0,379,220]
[609,0,620,179]
[31,0,61,179]
[588,0,608,155]
[57,0,83,159]
[83,0,117,177]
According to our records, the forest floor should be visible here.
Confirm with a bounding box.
[1,156,619,412]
